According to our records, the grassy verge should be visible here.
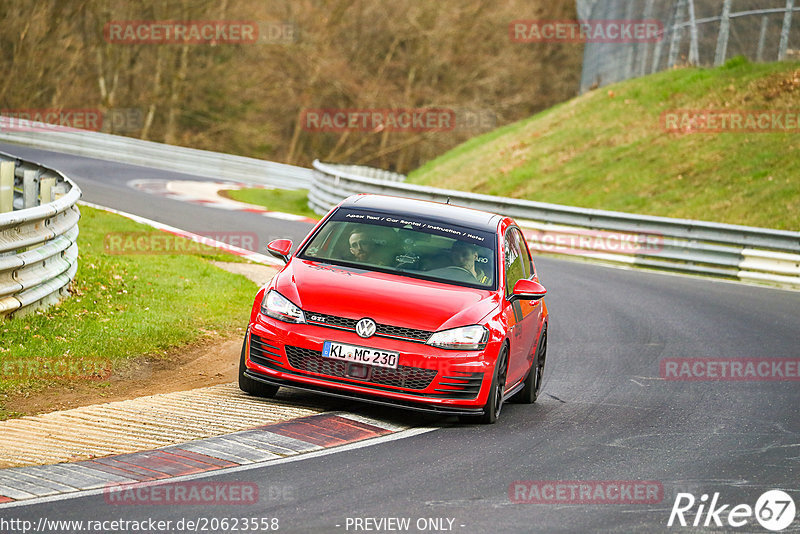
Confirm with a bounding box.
[0,206,258,419]
[221,188,318,219]
[409,58,800,231]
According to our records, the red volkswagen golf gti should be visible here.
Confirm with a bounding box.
[240,194,548,423]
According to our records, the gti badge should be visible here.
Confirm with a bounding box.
[355,318,377,338]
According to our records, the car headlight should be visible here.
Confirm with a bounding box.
[261,290,305,323]
[426,325,489,351]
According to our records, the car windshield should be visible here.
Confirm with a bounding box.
[298,208,497,289]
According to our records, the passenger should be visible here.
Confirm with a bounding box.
[450,241,490,284]
[348,230,393,265]
[348,231,375,262]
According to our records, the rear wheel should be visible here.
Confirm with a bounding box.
[512,325,547,404]
[459,346,508,425]
[238,336,280,398]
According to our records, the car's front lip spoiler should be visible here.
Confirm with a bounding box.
[244,370,485,416]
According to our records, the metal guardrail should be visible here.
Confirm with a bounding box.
[0,120,313,189]
[310,160,800,288]
[2,121,796,290]
[0,151,81,318]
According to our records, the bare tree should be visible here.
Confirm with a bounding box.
[0,0,582,173]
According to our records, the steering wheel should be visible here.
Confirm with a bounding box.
[439,265,478,280]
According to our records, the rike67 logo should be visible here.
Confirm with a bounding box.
[668,490,796,531]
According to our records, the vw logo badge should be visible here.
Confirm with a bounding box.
[355,318,377,338]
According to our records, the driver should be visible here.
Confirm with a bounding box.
[450,241,490,283]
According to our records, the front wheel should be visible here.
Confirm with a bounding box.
[511,325,546,404]
[459,346,508,425]
[238,336,280,398]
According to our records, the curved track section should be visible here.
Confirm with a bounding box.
[1,142,798,533]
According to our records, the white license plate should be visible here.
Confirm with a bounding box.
[322,341,399,369]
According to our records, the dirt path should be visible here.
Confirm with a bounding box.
[2,262,279,418]
[3,334,243,417]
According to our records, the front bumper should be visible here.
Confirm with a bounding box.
[245,315,496,415]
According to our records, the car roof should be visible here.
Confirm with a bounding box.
[340,194,503,233]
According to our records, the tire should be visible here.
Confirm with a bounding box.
[238,336,280,398]
[459,346,508,425]
[511,325,547,404]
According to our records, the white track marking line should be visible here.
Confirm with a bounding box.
[0,427,438,509]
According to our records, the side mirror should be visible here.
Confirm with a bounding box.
[266,239,293,263]
[510,278,547,301]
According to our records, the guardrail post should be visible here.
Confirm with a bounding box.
[638,0,656,76]
[757,16,769,62]
[23,170,38,208]
[714,0,732,66]
[40,176,56,205]
[52,183,67,199]
[651,18,666,73]
[623,0,637,80]
[667,0,686,68]
[687,0,700,65]
[779,0,795,60]
[0,161,13,213]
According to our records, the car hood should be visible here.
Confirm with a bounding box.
[274,259,500,332]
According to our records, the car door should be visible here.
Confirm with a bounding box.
[503,227,541,388]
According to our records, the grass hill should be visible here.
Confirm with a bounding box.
[408,58,800,231]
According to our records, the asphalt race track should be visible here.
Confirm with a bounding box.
[2,142,799,533]
[0,143,314,247]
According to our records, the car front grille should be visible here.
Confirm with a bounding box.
[248,337,484,400]
[283,345,347,376]
[285,345,437,390]
[305,311,433,343]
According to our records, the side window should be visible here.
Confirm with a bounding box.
[504,228,532,296]
[504,229,524,296]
